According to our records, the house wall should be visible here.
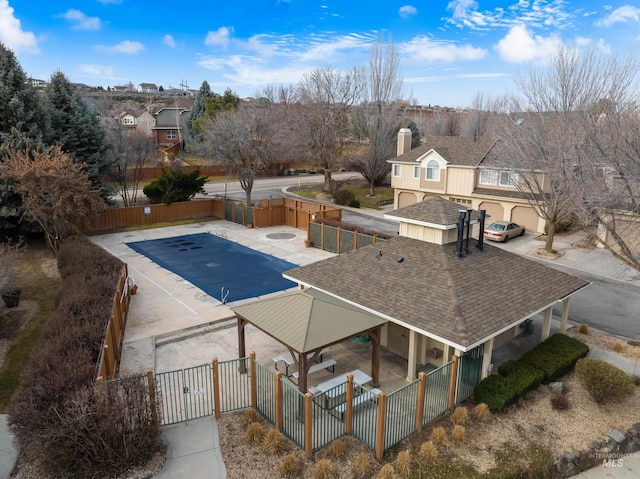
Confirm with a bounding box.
[399,223,443,244]
[155,129,180,146]
[391,164,421,190]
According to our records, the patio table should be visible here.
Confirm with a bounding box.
[273,348,329,377]
[316,369,372,398]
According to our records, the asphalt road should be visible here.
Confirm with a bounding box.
[203,173,640,341]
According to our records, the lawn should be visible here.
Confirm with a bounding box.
[0,244,61,411]
[291,181,394,210]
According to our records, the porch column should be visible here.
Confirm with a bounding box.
[541,306,552,342]
[559,298,570,334]
[406,330,418,381]
[237,316,248,373]
[481,338,494,379]
[443,344,451,362]
[370,326,381,388]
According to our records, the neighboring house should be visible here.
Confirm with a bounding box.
[118,110,156,136]
[138,83,158,93]
[389,129,546,233]
[29,78,47,88]
[152,107,189,147]
[284,197,589,383]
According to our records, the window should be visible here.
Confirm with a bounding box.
[166,130,177,140]
[413,165,420,179]
[393,164,401,177]
[480,169,498,185]
[123,117,134,125]
[499,171,519,187]
[425,160,440,181]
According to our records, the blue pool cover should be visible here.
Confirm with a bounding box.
[126,232,297,303]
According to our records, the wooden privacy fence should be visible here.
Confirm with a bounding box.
[82,198,341,234]
[96,265,130,381]
[153,352,465,460]
[308,221,382,253]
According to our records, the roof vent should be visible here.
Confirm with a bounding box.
[376,250,383,259]
[396,256,404,263]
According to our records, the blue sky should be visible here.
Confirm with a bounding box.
[2,0,639,107]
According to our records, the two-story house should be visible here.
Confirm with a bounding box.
[138,83,158,93]
[118,110,156,137]
[388,129,545,233]
[152,108,189,148]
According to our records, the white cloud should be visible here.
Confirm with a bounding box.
[164,34,176,48]
[399,5,417,19]
[447,0,478,19]
[574,36,592,47]
[402,36,487,63]
[199,54,309,87]
[295,33,372,62]
[79,64,117,79]
[0,0,39,53]
[595,38,611,54]
[96,40,144,54]
[495,24,561,63]
[205,27,233,47]
[595,5,640,27]
[60,9,102,30]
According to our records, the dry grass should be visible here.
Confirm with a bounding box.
[394,450,412,478]
[279,453,303,478]
[579,323,590,334]
[375,463,396,479]
[550,392,570,411]
[473,403,491,422]
[245,422,264,444]
[262,429,286,455]
[242,408,260,427]
[351,452,373,479]
[418,441,438,463]
[450,406,469,425]
[430,426,447,447]
[325,439,346,460]
[451,425,466,445]
[568,326,640,362]
[614,340,624,353]
[310,459,337,479]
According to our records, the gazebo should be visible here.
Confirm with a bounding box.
[232,288,388,394]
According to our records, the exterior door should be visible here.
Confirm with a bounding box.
[388,323,410,358]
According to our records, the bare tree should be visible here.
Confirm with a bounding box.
[495,47,639,255]
[350,36,405,196]
[1,145,105,252]
[200,102,288,205]
[296,67,364,192]
[460,92,498,138]
[106,125,157,206]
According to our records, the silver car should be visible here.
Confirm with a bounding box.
[483,221,525,242]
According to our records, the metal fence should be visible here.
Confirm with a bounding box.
[351,384,380,449]
[254,361,276,425]
[456,344,484,404]
[423,360,453,425]
[217,358,252,413]
[155,363,214,426]
[384,379,419,450]
[311,383,347,451]
[281,380,306,448]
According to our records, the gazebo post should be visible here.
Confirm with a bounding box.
[237,316,247,373]
[370,326,381,388]
[299,353,309,394]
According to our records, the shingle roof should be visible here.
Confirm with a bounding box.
[391,136,499,166]
[284,237,589,349]
[386,197,481,227]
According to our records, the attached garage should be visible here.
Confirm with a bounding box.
[479,202,504,223]
[398,191,419,209]
[511,206,541,233]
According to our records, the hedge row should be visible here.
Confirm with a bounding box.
[474,334,589,413]
[8,235,162,479]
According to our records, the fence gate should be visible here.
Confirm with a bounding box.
[155,364,214,426]
[456,344,484,404]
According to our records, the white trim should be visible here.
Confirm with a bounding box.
[383,214,478,230]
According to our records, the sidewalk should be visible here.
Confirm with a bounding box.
[0,416,16,479]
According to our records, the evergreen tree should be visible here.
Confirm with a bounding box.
[0,42,48,152]
[192,87,240,132]
[186,80,214,137]
[44,72,113,200]
[0,42,49,230]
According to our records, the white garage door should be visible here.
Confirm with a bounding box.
[511,206,541,233]
[479,202,504,223]
[398,192,418,208]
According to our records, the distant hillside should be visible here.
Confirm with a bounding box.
[82,90,194,115]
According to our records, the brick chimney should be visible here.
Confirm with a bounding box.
[397,128,412,157]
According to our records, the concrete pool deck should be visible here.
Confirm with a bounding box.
[90,220,335,375]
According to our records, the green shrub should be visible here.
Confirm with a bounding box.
[518,334,588,383]
[575,358,635,404]
[332,188,355,206]
[349,199,361,208]
[475,362,545,413]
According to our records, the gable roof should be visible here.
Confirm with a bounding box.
[231,288,387,353]
[284,236,589,350]
[386,197,481,229]
[390,136,499,167]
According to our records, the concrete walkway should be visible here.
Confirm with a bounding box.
[0,416,16,479]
